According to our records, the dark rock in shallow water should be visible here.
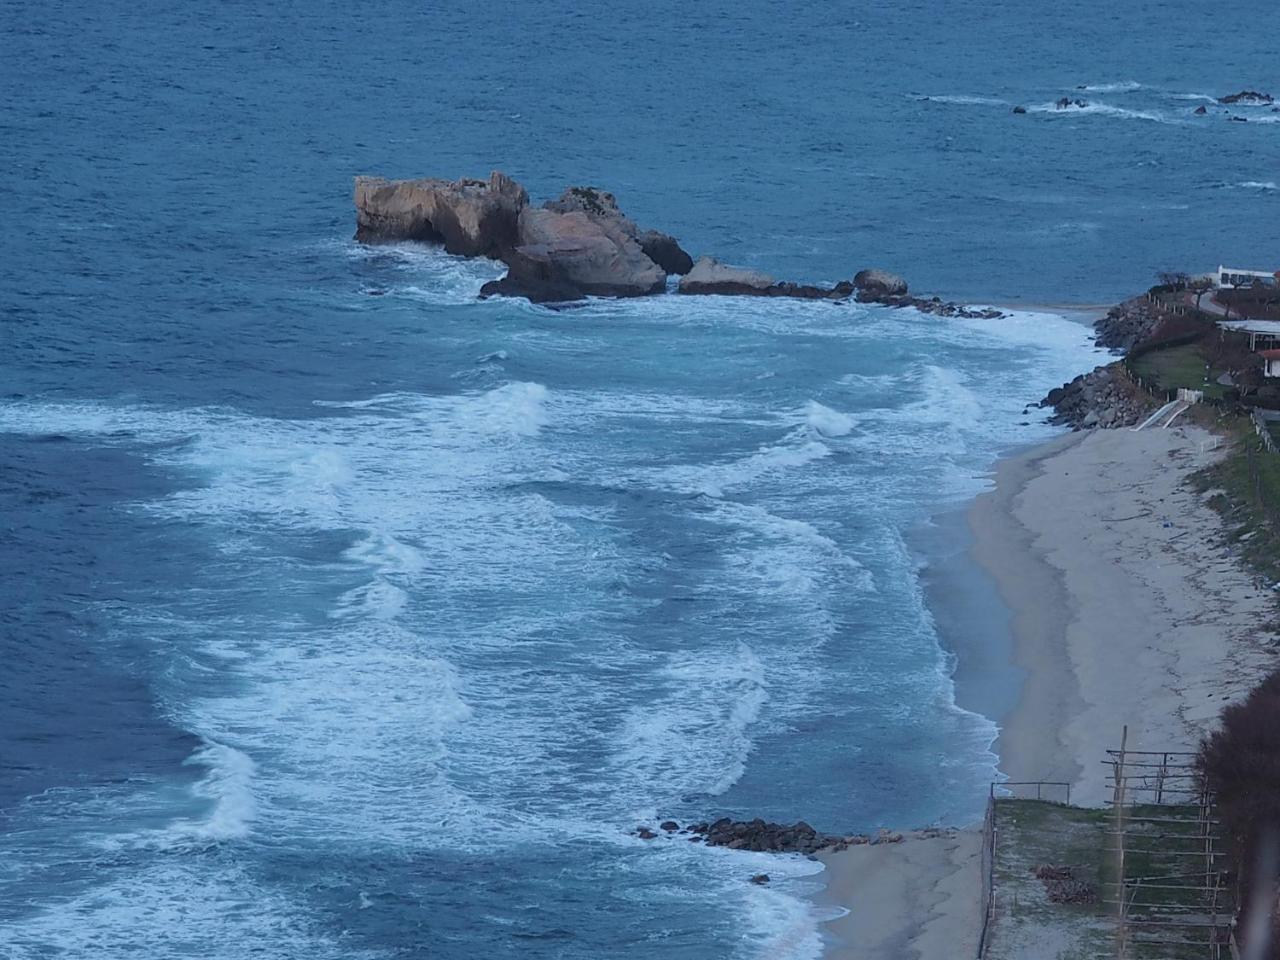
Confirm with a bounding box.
[1055,97,1088,109]
[750,874,770,884]
[478,273,583,304]
[691,817,841,854]
[659,820,679,832]
[1194,105,1208,115]
[1012,105,1027,114]
[638,229,694,275]
[853,268,909,299]
[636,827,657,840]
[353,171,527,256]
[1219,90,1273,105]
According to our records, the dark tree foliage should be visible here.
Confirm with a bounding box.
[1198,669,1280,955]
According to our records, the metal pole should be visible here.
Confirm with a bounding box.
[1116,725,1129,960]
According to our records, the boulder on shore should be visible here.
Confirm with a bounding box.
[481,207,666,302]
[353,172,527,256]
[545,186,694,275]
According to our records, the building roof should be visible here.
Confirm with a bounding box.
[1220,319,1280,335]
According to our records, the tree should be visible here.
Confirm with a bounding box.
[1188,276,1215,312]
[1158,270,1190,291]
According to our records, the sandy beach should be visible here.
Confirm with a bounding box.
[817,422,1276,957]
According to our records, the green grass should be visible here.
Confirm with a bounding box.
[1192,419,1280,585]
[1130,344,1226,400]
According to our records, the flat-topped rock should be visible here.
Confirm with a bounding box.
[678,256,776,296]
[354,171,527,256]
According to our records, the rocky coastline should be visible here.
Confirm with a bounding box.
[353,170,1002,317]
[632,817,914,857]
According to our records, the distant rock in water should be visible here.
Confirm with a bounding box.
[353,172,527,257]
[1055,97,1088,110]
[1195,105,1208,115]
[353,171,1002,315]
[1219,90,1273,105]
[1012,105,1027,114]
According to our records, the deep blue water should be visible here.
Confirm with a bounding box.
[1,2,1275,957]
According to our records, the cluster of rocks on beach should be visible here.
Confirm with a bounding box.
[1040,364,1157,430]
[631,817,912,855]
[353,171,1002,317]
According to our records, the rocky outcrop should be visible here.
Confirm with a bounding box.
[482,207,666,301]
[1219,90,1273,105]
[1093,296,1166,352]
[1055,97,1088,109]
[853,268,908,300]
[545,186,694,275]
[354,172,527,256]
[1040,363,1156,429]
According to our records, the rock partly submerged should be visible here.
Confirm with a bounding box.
[1219,90,1273,105]
[677,257,858,300]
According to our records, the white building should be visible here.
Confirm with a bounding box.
[1219,319,1280,377]
[1217,265,1280,289]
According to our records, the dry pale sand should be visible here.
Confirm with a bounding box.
[975,424,1276,805]
[816,831,983,960]
[815,423,1277,959]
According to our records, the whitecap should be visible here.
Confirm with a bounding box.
[803,400,856,437]
[1075,80,1141,93]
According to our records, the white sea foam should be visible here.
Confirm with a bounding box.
[165,740,257,843]
[1235,180,1279,190]
[1075,80,1141,93]
[803,400,856,437]
[918,94,1007,105]
[1029,100,1166,123]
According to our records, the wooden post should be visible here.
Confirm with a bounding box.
[1115,725,1129,960]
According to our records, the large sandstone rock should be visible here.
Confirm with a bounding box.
[353,171,527,256]
[482,207,666,301]
[545,186,694,275]
[852,268,909,300]
[678,257,777,296]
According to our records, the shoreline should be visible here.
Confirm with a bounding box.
[815,421,1277,957]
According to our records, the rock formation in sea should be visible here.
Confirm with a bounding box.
[632,818,906,855]
[352,170,1003,317]
[354,172,527,257]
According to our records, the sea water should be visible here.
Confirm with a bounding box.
[1,1,1274,957]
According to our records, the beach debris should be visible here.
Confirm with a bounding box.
[749,874,770,885]
[1032,864,1098,904]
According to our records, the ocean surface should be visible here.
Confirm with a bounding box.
[1,2,1274,957]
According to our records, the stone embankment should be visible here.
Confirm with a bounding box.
[1040,363,1157,430]
[353,170,1003,316]
[1093,296,1167,352]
